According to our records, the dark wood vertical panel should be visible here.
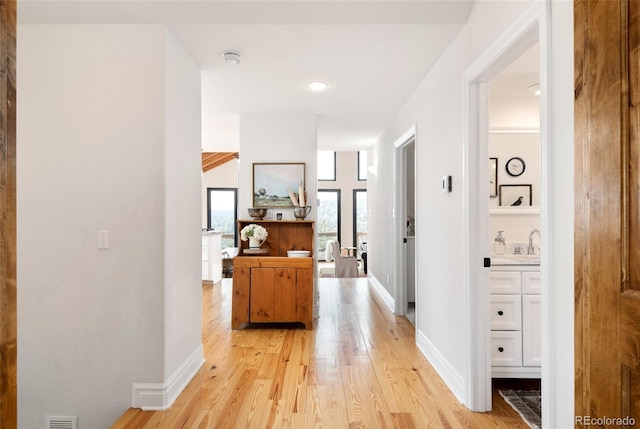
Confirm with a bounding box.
[590,0,623,420]
[0,0,16,426]
[574,0,587,421]
[628,0,640,292]
[624,0,640,423]
[575,0,624,422]
[576,0,640,424]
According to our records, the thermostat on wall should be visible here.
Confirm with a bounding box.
[442,175,452,193]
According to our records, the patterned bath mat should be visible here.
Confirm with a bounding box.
[499,389,541,429]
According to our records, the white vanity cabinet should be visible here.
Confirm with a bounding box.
[490,264,541,378]
[202,231,222,284]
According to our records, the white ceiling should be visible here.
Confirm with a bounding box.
[19,0,479,151]
[490,43,540,99]
[20,1,538,152]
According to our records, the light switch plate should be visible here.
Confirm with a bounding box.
[442,175,452,193]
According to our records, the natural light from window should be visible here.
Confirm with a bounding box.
[318,151,336,181]
[358,151,367,181]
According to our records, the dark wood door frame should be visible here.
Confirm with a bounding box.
[575,0,640,424]
[0,0,17,426]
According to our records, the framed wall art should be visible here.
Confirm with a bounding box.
[489,157,498,197]
[252,162,305,207]
[499,184,532,207]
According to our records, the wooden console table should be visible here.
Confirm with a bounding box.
[232,220,315,329]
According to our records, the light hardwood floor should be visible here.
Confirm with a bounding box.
[112,277,532,428]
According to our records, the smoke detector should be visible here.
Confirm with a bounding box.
[223,51,241,65]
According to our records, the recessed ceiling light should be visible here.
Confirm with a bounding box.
[223,51,241,65]
[528,83,541,96]
[307,81,328,92]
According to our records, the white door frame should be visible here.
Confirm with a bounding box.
[462,2,549,412]
[393,125,417,316]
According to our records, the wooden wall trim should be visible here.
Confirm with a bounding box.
[0,0,17,427]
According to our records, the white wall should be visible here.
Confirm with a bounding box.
[489,132,541,250]
[17,24,202,427]
[368,0,576,423]
[489,133,540,207]
[238,114,318,222]
[163,29,203,381]
[490,96,540,129]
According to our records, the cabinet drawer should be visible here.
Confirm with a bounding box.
[490,295,522,330]
[523,294,542,367]
[489,271,522,294]
[522,271,541,294]
[491,331,522,367]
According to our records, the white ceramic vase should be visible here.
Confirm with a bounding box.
[249,237,264,248]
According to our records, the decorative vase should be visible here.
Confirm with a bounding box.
[293,206,311,221]
[249,237,264,248]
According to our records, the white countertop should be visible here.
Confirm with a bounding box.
[202,229,223,236]
[491,255,540,266]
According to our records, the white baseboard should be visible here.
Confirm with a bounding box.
[367,274,395,313]
[415,329,466,405]
[132,344,204,410]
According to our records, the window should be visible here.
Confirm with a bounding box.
[353,190,367,257]
[318,151,336,181]
[207,188,238,249]
[317,190,341,259]
[358,151,368,181]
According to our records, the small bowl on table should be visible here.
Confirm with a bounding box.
[287,250,310,258]
[248,208,267,220]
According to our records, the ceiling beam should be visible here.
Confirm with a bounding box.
[202,152,238,173]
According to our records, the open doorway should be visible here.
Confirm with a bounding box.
[404,141,416,325]
[462,3,549,414]
[392,127,416,319]
[487,42,542,407]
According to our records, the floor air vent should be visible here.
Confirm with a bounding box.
[46,416,77,429]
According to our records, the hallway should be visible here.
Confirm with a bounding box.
[112,277,529,428]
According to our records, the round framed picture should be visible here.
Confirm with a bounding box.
[506,156,526,177]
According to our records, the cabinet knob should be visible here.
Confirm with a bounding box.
[498,347,504,353]
[497,310,504,316]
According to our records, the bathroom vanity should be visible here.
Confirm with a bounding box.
[202,230,223,284]
[490,258,541,378]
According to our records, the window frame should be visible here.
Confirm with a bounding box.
[352,189,367,256]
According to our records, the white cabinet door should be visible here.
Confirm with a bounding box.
[202,236,210,280]
[489,271,522,294]
[522,294,541,366]
[522,271,541,294]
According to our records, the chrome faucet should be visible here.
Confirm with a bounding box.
[527,229,540,255]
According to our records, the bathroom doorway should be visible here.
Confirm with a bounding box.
[404,141,416,325]
[462,3,549,413]
[392,126,416,319]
